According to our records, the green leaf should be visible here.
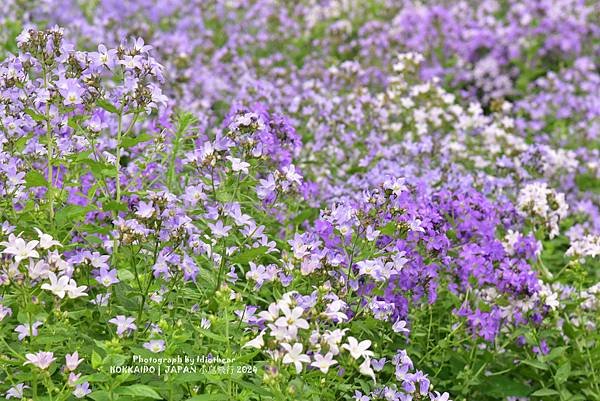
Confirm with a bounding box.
[81,372,110,383]
[117,269,135,282]
[232,246,269,264]
[122,133,153,148]
[24,108,46,122]
[24,170,48,187]
[102,200,129,213]
[379,222,396,236]
[55,205,95,226]
[88,390,111,401]
[83,159,117,178]
[91,351,102,369]
[485,376,531,398]
[521,359,548,370]
[114,384,162,399]
[97,99,119,114]
[531,389,560,397]
[555,361,571,384]
[185,395,229,401]
[198,328,228,343]
[544,346,568,362]
[232,379,272,396]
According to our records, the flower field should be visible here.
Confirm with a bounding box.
[0,1,598,400]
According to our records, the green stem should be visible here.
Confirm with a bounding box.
[42,64,54,221]
[112,107,124,263]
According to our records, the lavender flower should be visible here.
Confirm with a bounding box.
[24,351,56,369]
[108,316,137,337]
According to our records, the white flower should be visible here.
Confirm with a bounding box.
[431,391,451,401]
[281,343,310,373]
[311,352,337,373]
[275,305,309,336]
[66,279,88,299]
[342,336,374,360]
[41,272,71,299]
[517,183,568,239]
[283,165,302,185]
[359,357,376,382]
[267,323,293,342]
[323,328,348,355]
[227,156,250,174]
[28,260,50,280]
[242,330,265,349]
[392,319,409,334]
[34,228,62,249]
[1,234,39,263]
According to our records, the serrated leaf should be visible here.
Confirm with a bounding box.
[91,351,102,369]
[521,359,548,370]
[117,269,135,282]
[379,221,396,236]
[122,133,153,148]
[232,246,268,264]
[24,108,46,122]
[88,390,111,401]
[531,389,559,397]
[185,395,229,401]
[114,385,162,399]
[25,170,48,187]
[555,361,571,384]
[56,204,95,226]
[232,379,272,396]
[97,99,118,114]
[102,200,128,212]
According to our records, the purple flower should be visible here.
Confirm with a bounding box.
[15,321,43,341]
[0,304,12,321]
[135,201,155,219]
[371,357,387,372]
[5,383,28,399]
[24,351,56,369]
[96,267,120,287]
[392,319,410,335]
[207,220,232,238]
[73,382,91,398]
[109,316,137,337]
[143,340,165,353]
[57,78,84,106]
[65,351,84,371]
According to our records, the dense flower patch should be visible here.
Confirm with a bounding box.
[0,1,598,401]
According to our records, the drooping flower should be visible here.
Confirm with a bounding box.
[359,357,376,382]
[242,330,266,349]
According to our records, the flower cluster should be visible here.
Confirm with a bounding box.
[0,1,598,401]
